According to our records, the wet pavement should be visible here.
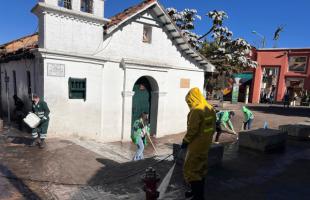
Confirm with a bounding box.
[0,103,309,200]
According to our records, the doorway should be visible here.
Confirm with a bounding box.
[132,76,159,136]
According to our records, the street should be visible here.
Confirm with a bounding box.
[0,104,309,200]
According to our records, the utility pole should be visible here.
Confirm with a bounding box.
[252,30,266,48]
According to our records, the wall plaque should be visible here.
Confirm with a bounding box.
[47,63,65,77]
[180,78,190,88]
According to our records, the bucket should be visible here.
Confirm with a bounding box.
[23,113,41,129]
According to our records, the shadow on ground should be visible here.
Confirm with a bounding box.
[0,164,42,200]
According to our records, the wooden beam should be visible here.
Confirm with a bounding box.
[168,29,177,33]
[173,36,182,40]
[177,42,186,46]
[157,14,165,18]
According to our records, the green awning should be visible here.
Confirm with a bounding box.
[233,73,253,81]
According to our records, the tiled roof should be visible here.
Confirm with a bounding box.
[0,33,38,55]
[105,0,156,29]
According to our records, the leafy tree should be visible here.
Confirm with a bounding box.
[166,8,202,48]
[167,8,258,73]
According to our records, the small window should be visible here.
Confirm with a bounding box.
[12,70,17,95]
[143,25,152,43]
[81,0,93,13]
[288,56,308,72]
[68,78,87,101]
[27,71,31,95]
[58,0,72,9]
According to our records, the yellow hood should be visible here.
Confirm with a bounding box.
[186,87,213,111]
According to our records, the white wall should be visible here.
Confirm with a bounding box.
[100,61,124,141]
[43,14,103,54]
[98,12,203,71]
[43,57,104,139]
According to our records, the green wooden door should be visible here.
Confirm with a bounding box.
[132,78,151,127]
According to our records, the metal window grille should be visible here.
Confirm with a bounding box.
[68,78,87,101]
[81,0,93,13]
[58,0,72,9]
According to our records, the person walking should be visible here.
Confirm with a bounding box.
[242,106,254,130]
[181,87,216,200]
[30,94,50,149]
[214,111,237,144]
[283,90,290,108]
[292,91,298,107]
[131,112,150,161]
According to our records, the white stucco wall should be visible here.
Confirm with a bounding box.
[0,58,43,117]
[43,13,103,54]
[43,57,104,139]
[99,12,202,71]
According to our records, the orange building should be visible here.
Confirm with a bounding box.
[251,48,310,103]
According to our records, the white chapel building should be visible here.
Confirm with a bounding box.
[0,0,214,142]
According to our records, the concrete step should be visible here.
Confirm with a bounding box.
[279,124,310,140]
[172,143,224,168]
[239,128,287,152]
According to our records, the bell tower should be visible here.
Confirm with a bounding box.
[32,0,109,53]
[38,0,105,18]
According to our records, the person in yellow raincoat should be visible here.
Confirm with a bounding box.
[181,87,216,200]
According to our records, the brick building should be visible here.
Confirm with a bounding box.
[251,48,310,103]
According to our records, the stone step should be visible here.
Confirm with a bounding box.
[279,124,310,140]
[172,143,224,168]
[239,128,287,153]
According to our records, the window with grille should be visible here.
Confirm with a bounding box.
[81,0,93,13]
[68,78,87,101]
[58,0,72,9]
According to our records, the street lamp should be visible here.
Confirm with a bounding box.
[252,30,266,48]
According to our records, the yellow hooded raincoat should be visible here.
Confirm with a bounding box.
[183,87,216,183]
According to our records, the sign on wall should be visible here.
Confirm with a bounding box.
[47,63,65,77]
[180,78,190,88]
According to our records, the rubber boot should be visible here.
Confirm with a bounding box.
[39,139,46,149]
[191,180,205,200]
[185,189,193,198]
[185,181,201,199]
[29,137,40,147]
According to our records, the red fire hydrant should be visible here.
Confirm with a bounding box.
[142,167,160,200]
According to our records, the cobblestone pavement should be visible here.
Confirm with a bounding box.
[0,103,309,200]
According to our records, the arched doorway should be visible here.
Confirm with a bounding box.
[132,76,159,136]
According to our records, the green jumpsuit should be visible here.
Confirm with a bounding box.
[32,100,50,139]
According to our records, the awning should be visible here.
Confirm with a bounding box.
[233,73,253,81]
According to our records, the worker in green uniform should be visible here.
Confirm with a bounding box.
[30,94,50,149]
[215,110,237,143]
[131,112,150,161]
[181,87,216,200]
[242,106,254,130]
